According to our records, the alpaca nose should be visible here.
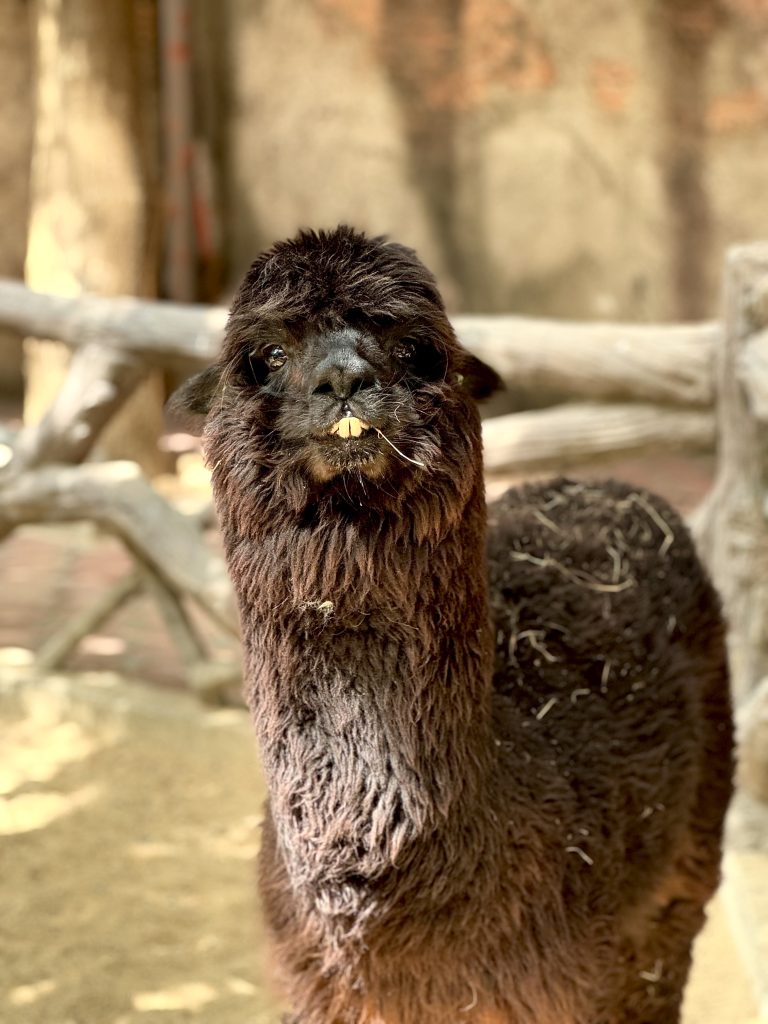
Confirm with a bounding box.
[312,351,376,399]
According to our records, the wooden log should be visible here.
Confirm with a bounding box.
[139,563,208,667]
[696,243,768,709]
[187,661,243,704]
[0,278,226,365]
[455,316,718,406]
[0,279,718,406]
[138,563,236,703]
[482,402,715,474]
[0,461,237,634]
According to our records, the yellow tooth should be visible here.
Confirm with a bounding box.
[328,416,369,439]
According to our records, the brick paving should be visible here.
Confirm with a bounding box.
[0,525,193,688]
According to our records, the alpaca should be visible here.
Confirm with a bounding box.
[170,226,733,1024]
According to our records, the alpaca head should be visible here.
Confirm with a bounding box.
[170,227,500,525]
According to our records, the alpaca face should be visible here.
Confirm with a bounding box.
[169,227,500,509]
[227,319,461,484]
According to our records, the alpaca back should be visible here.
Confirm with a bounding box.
[487,477,732,935]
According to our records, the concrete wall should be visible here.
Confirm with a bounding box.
[223,0,452,298]
[222,0,768,319]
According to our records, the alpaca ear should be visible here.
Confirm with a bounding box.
[456,354,504,400]
[166,364,222,434]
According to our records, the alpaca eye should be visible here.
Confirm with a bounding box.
[264,345,288,370]
[394,340,416,362]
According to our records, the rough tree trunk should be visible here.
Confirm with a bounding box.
[696,243,768,802]
[0,0,33,396]
[24,0,167,474]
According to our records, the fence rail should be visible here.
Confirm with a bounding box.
[0,278,722,402]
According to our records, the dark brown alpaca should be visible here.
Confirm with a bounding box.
[171,227,733,1024]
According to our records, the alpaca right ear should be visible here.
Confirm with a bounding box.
[166,364,222,434]
[457,354,504,401]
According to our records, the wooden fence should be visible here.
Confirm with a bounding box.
[0,243,766,797]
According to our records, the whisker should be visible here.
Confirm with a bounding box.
[374,428,427,469]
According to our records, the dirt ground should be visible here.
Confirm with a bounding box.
[0,672,763,1024]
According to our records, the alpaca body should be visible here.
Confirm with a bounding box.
[243,477,731,1024]
[172,227,733,1024]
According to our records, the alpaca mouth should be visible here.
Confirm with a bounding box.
[309,415,388,481]
[327,416,372,439]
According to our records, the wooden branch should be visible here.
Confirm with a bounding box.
[188,661,243,703]
[0,461,237,634]
[482,402,715,474]
[140,564,238,702]
[35,569,142,671]
[33,546,235,702]
[139,563,208,666]
[696,243,768,708]
[0,278,718,405]
[4,343,147,477]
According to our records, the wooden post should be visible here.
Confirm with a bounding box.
[697,243,768,801]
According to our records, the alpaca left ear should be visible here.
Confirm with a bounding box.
[456,354,503,400]
[166,364,222,434]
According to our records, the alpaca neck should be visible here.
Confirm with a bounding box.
[228,470,495,894]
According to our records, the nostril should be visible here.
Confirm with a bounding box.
[312,372,376,399]
[348,375,376,395]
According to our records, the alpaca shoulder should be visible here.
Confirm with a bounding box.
[486,476,715,651]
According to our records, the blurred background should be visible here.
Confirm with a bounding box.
[1,1,768,1022]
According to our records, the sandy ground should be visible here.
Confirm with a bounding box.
[0,675,282,1024]
[0,672,764,1024]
